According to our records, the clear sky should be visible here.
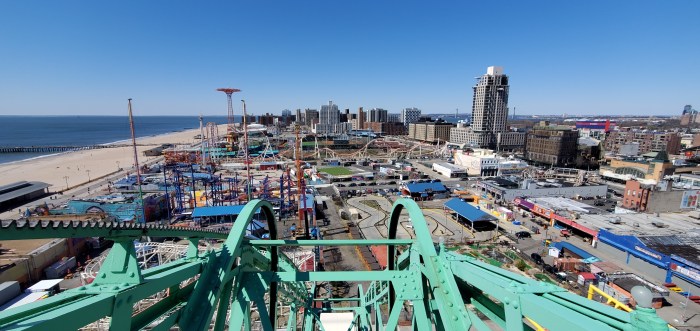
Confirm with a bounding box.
[0,1,698,116]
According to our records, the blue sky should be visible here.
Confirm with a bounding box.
[0,1,698,116]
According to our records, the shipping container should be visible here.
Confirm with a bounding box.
[44,257,76,279]
[0,282,21,307]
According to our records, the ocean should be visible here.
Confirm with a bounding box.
[0,115,229,164]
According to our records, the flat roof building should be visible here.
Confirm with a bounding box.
[401,181,448,201]
[431,163,467,178]
[525,121,579,167]
[477,176,607,202]
[0,181,50,212]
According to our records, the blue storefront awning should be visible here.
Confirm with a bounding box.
[443,198,497,222]
[192,205,246,218]
[405,182,447,193]
[551,241,598,261]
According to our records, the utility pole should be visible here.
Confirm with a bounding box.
[128,99,147,223]
[241,100,252,201]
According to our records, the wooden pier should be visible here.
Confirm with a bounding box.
[0,144,156,154]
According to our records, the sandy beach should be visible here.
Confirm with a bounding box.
[0,127,218,190]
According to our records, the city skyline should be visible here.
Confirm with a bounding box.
[0,1,698,116]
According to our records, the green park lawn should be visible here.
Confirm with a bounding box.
[319,167,353,176]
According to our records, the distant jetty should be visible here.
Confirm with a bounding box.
[0,144,158,154]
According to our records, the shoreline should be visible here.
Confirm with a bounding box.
[0,125,225,191]
[0,129,198,166]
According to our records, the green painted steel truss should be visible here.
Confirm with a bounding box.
[0,199,670,330]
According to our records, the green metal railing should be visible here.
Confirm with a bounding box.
[0,198,670,330]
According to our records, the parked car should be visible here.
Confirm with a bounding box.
[515,231,531,239]
[544,264,559,274]
[594,200,605,206]
[530,253,542,263]
[560,229,571,237]
[555,272,568,281]
[349,183,357,187]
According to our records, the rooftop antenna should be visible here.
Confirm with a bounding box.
[128,98,146,223]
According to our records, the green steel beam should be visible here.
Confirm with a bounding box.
[0,199,675,331]
[179,199,279,330]
[130,283,194,331]
[0,220,227,241]
[0,293,114,331]
[388,199,472,330]
[246,239,414,246]
[254,270,414,282]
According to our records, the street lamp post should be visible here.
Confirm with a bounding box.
[86,169,91,182]
[116,161,121,171]
[63,176,69,191]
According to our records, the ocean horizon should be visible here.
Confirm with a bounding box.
[0,115,230,164]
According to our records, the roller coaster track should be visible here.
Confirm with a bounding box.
[0,199,670,330]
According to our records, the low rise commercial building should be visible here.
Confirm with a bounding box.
[0,181,50,212]
[477,177,607,202]
[602,152,674,183]
[453,149,499,176]
[431,163,467,178]
[621,179,700,213]
[400,181,448,200]
[588,214,700,297]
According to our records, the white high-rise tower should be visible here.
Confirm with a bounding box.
[471,66,509,134]
[451,66,525,151]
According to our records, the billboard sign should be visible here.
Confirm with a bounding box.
[680,190,700,209]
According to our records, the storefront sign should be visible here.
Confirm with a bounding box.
[635,246,663,261]
[671,263,700,282]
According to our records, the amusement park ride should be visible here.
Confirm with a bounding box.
[0,199,670,330]
[0,93,671,330]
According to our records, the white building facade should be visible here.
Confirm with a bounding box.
[432,163,468,178]
[316,101,340,134]
[401,108,421,127]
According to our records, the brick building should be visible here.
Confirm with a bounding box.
[622,179,700,213]
[525,121,578,167]
[604,129,681,155]
[363,122,407,136]
[408,121,454,143]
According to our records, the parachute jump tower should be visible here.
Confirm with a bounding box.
[216,87,241,133]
